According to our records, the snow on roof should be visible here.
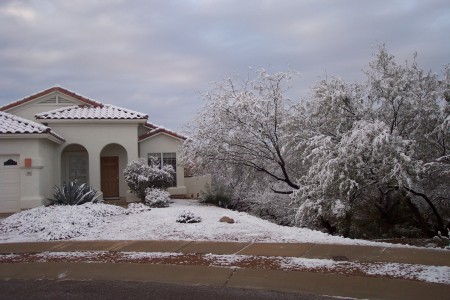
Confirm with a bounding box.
[143,121,158,130]
[0,86,103,111]
[139,125,187,141]
[0,111,65,141]
[36,104,148,120]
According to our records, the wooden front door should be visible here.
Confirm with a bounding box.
[101,156,119,198]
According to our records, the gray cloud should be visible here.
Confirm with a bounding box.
[1,0,449,130]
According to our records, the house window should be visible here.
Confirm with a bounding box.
[3,159,18,166]
[68,154,88,183]
[148,153,162,166]
[148,152,177,187]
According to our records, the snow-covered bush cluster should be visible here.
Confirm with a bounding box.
[123,158,173,201]
[125,202,151,215]
[176,211,202,223]
[0,203,124,240]
[145,188,171,208]
[199,184,231,208]
[183,46,450,239]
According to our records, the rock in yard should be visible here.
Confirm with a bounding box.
[219,216,235,224]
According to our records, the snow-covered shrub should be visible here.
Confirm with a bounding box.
[123,158,174,201]
[0,203,124,240]
[239,188,296,226]
[145,188,171,208]
[292,47,450,238]
[435,230,450,248]
[200,184,231,208]
[176,210,202,223]
[125,202,151,215]
[49,181,101,206]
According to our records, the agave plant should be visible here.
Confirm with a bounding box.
[49,180,102,206]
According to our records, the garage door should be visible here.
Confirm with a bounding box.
[0,155,20,213]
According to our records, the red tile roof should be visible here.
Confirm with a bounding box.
[139,127,187,142]
[144,121,159,130]
[2,86,186,142]
[0,86,103,111]
[36,104,148,120]
[0,111,65,142]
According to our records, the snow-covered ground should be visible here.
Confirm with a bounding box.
[1,200,449,285]
[0,199,411,246]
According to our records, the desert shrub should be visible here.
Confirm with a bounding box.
[243,189,296,226]
[176,210,202,223]
[49,181,101,206]
[200,184,231,208]
[436,231,450,249]
[125,202,151,214]
[145,188,171,208]
[123,158,174,201]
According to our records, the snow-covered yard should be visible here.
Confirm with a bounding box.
[0,199,410,246]
[1,199,449,285]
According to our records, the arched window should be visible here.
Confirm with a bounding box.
[3,159,18,166]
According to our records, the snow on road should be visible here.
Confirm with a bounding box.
[1,251,448,284]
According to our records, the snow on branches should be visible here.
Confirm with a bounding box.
[182,69,300,195]
[294,46,449,237]
[183,46,449,238]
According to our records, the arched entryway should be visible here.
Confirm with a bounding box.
[61,144,89,184]
[100,143,128,199]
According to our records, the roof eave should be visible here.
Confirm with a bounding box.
[0,133,65,144]
[139,130,187,143]
[35,118,148,124]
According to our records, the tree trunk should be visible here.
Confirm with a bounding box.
[404,196,435,237]
[402,186,447,236]
[342,211,353,238]
[320,216,336,235]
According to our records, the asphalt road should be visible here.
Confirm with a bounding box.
[0,279,333,300]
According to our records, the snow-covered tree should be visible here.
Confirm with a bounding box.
[294,46,449,237]
[295,120,421,236]
[364,46,449,236]
[182,69,301,195]
[183,46,448,238]
[123,158,174,201]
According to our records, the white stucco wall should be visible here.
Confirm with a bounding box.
[138,124,150,137]
[37,139,58,203]
[139,133,186,196]
[6,92,85,121]
[48,121,140,198]
[0,138,59,209]
[9,104,73,122]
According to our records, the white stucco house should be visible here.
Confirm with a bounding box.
[0,86,208,213]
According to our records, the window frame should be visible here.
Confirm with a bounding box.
[148,152,177,187]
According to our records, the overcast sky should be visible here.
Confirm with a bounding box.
[1,0,449,131]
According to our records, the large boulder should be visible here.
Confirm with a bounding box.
[219,216,235,224]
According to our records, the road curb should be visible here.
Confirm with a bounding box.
[0,262,449,300]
